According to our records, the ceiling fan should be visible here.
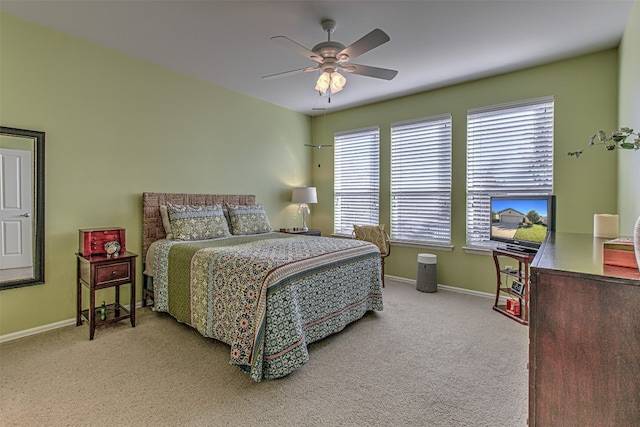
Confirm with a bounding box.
[262,19,398,95]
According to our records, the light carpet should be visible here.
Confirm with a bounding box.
[0,279,528,426]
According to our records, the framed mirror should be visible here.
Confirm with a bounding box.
[0,126,45,290]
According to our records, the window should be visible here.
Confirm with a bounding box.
[466,97,554,248]
[391,114,452,245]
[334,126,380,235]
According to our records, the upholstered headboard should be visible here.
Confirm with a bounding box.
[142,192,256,263]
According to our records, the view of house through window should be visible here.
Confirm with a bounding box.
[391,114,452,245]
[466,96,554,248]
[334,126,380,235]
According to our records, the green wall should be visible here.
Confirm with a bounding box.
[311,49,621,294]
[0,13,311,335]
[618,0,640,235]
[2,4,637,337]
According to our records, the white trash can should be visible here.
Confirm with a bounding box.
[416,253,437,293]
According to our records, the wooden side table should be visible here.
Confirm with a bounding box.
[76,251,137,340]
[492,248,535,325]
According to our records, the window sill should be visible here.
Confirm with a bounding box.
[331,234,454,252]
[390,240,454,252]
[463,246,492,256]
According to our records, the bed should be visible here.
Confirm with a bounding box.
[142,192,383,381]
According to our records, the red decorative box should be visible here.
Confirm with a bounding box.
[506,299,521,316]
[79,228,126,257]
[603,238,638,269]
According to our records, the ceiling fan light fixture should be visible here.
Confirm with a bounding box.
[315,70,346,95]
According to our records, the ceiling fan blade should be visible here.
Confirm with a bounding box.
[262,65,319,80]
[337,29,390,62]
[341,63,398,80]
[271,36,323,63]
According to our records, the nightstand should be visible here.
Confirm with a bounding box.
[76,251,137,340]
[279,229,321,236]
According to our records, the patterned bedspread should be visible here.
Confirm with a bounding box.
[152,232,383,381]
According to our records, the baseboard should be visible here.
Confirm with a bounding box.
[386,275,504,302]
[0,318,78,344]
[2,280,504,343]
[0,301,145,344]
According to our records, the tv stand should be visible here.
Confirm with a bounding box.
[492,248,536,325]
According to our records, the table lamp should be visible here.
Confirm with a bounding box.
[292,187,317,231]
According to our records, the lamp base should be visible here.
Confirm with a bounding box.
[298,203,310,232]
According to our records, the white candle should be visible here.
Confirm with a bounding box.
[593,214,619,238]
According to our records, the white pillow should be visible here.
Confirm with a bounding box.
[159,205,173,239]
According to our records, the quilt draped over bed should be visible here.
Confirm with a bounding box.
[152,233,383,381]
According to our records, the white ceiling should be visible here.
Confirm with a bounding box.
[1,0,634,115]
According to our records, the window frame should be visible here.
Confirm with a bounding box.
[333,126,380,236]
[390,114,452,246]
[465,96,554,251]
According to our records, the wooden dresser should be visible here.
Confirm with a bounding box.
[529,232,640,426]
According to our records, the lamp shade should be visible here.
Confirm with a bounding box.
[292,187,317,204]
[314,72,330,94]
[329,72,346,93]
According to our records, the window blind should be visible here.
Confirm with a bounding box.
[466,97,554,247]
[391,114,452,244]
[334,126,380,235]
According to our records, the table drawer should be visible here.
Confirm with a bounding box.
[95,262,130,285]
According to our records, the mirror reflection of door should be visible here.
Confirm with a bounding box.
[0,126,44,289]
[0,148,33,281]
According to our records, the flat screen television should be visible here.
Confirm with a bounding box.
[490,195,556,253]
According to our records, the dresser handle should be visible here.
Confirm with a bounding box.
[111,271,117,276]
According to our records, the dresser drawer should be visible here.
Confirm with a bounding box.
[95,262,130,285]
